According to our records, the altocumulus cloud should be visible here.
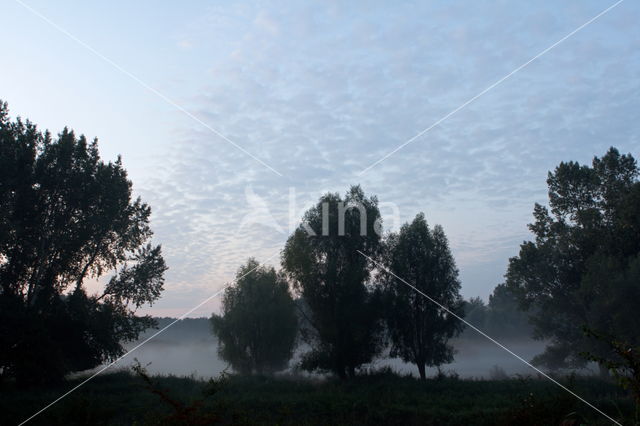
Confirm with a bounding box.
[136,0,640,315]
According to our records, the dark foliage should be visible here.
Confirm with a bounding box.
[281,185,385,378]
[131,360,223,425]
[582,327,640,406]
[462,285,532,339]
[0,101,166,384]
[211,259,298,374]
[505,147,640,371]
[0,370,629,425]
[380,213,465,380]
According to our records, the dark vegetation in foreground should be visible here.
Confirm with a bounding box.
[3,369,633,425]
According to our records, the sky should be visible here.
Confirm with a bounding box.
[2,0,639,317]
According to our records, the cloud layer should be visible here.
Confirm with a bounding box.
[120,1,640,316]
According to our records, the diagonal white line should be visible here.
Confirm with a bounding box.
[356,250,622,426]
[19,251,281,425]
[14,0,284,178]
[358,0,625,176]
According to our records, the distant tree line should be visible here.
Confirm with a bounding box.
[141,317,215,343]
[462,284,532,340]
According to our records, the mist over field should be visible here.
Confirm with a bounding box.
[121,318,549,380]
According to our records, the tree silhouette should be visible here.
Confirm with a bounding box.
[486,284,531,338]
[380,213,464,380]
[464,297,488,330]
[0,101,166,383]
[211,259,298,375]
[281,186,385,379]
[505,147,640,372]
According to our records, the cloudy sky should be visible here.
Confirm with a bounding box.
[2,0,639,316]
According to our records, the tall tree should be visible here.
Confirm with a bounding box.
[464,297,488,330]
[0,101,166,383]
[486,283,532,338]
[505,147,640,371]
[381,213,464,380]
[281,185,385,379]
[211,259,298,375]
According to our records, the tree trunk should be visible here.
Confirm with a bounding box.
[417,363,426,381]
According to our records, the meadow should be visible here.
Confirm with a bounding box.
[3,369,633,425]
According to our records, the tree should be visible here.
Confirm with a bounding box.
[281,185,385,379]
[505,147,640,372]
[583,327,640,407]
[464,297,488,330]
[0,101,166,383]
[460,288,532,340]
[380,213,464,380]
[211,259,298,375]
[486,284,532,338]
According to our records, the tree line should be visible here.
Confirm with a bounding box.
[462,286,532,340]
[211,148,640,385]
[213,191,465,380]
[1,101,639,395]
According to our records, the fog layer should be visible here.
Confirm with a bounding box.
[120,318,552,379]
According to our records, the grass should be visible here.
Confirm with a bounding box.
[1,368,635,425]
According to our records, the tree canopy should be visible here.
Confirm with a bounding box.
[380,213,464,380]
[281,186,385,379]
[505,147,640,371]
[211,259,298,374]
[462,286,532,340]
[0,101,166,383]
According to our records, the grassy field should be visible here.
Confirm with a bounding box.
[2,369,634,425]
